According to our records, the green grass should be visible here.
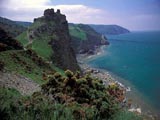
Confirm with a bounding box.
[69,25,87,40]
[17,32,53,61]
[31,36,53,60]
[16,31,28,46]
[0,50,53,84]
[17,21,54,61]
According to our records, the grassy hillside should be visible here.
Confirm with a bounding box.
[69,24,87,40]
[16,31,28,45]
[17,26,53,61]
[0,50,64,84]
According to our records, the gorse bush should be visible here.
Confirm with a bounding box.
[0,88,74,120]
[0,70,142,120]
[41,70,119,119]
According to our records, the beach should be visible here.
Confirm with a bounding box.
[77,45,159,120]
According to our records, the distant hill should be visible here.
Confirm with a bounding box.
[89,24,130,35]
[69,23,109,54]
[0,17,27,37]
[15,21,32,27]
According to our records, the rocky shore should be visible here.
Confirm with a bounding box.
[77,46,158,120]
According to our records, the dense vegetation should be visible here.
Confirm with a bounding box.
[0,71,142,120]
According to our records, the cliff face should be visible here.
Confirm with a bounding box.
[69,24,109,54]
[0,27,23,52]
[28,9,80,71]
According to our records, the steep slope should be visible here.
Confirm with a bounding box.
[90,24,130,35]
[69,23,109,54]
[0,28,60,85]
[17,9,80,71]
[0,17,27,37]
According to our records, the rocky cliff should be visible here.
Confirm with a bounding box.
[69,24,109,54]
[27,9,80,71]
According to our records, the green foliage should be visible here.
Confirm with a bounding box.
[69,25,87,40]
[0,87,74,120]
[41,70,119,119]
[0,87,21,120]
[0,72,142,120]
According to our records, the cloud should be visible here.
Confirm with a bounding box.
[54,5,111,24]
[0,0,111,24]
[0,0,160,30]
[1,0,51,8]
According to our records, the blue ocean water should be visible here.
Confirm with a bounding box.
[87,31,160,111]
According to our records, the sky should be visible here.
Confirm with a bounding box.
[0,0,160,31]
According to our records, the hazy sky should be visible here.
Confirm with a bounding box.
[0,0,160,31]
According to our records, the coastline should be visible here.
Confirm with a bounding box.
[77,45,159,120]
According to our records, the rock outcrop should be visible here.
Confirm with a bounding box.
[0,27,23,52]
[29,9,80,71]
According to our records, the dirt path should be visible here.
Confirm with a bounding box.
[0,71,40,95]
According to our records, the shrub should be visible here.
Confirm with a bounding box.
[65,69,74,78]
[41,70,119,119]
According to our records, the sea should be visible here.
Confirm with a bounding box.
[86,31,160,115]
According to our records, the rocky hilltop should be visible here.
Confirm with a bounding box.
[69,23,109,54]
[27,9,80,71]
